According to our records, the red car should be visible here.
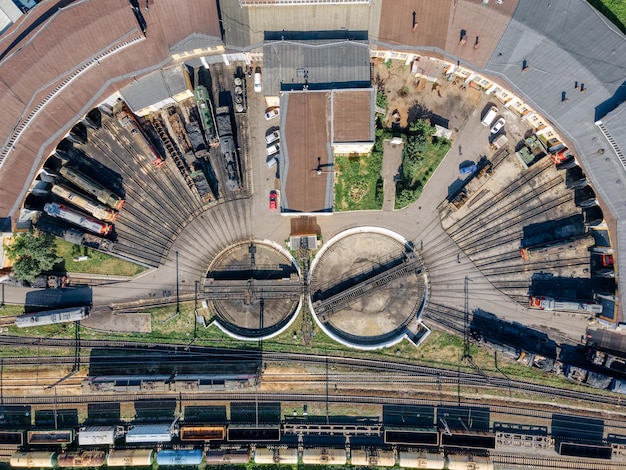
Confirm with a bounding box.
[269,190,278,211]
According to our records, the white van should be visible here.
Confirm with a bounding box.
[265,130,280,145]
[266,155,278,169]
[481,106,498,126]
[266,143,279,156]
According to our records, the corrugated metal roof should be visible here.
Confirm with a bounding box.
[120,65,190,114]
[485,0,626,322]
[263,39,371,96]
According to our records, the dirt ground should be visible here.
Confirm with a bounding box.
[373,59,482,134]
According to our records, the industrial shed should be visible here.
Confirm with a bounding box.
[262,33,371,97]
[119,64,194,116]
[125,424,172,444]
[77,426,121,446]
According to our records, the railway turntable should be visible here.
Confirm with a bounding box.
[203,240,302,340]
[308,227,428,349]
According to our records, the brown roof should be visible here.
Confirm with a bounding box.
[332,89,373,143]
[282,91,332,213]
[378,0,518,69]
[0,0,221,218]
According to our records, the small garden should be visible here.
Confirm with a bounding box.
[394,118,451,209]
[333,147,384,212]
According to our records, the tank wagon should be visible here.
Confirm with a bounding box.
[351,449,394,467]
[204,449,250,464]
[302,448,347,465]
[156,449,203,466]
[194,86,219,146]
[398,451,445,469]
[16,307,88,328]
[107,449,154,467]
[51,184,118,222]
[254,447,298,465]
[44,202,112,235]
[10,452,57,468]
[57,451,106,467]
[215,105,242,192]
[58,166,125,210]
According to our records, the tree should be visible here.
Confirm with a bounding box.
[6,231,61,283]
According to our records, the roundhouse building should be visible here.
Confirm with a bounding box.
[0,0,625,319]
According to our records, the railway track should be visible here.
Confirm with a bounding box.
[491,452,624,469]
[0,336,623,409]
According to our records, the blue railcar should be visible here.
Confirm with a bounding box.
[156,449,203,466]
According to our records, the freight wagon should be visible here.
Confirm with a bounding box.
[16,307,88,328]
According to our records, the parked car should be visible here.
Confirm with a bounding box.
[265,130,280,145]
[460,163,477,175]
[490,117,505,134]
[266,154,278,169]
[265,107,280,120]
[481,106,498,126]
[269,190,278,211]
[254,67,262,93]
[266,143,280,156]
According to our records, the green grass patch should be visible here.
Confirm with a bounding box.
[54,239,145,276]
[395,120,451,209]
[334,152,383,211]
[588,0,626,33]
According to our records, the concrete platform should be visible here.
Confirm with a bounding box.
[203,240,301,340]
[309,227,427,349]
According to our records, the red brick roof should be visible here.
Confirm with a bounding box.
[0,0,220,217]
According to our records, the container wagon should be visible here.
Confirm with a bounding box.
[179,425,225,441]
[44,202,112,235]
[194,86,219,146]
[0,430,25,445]
[16,307,88,328]
[27,429,74,445]
[125,424,172,443]
[520,234,594,260]
[10,452,57,468]
[78,426,122,446]
[58,166,124,210]
[51,185,118,222]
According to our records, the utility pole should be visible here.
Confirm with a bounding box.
[462,276,472,361]
[175,251,180,315]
